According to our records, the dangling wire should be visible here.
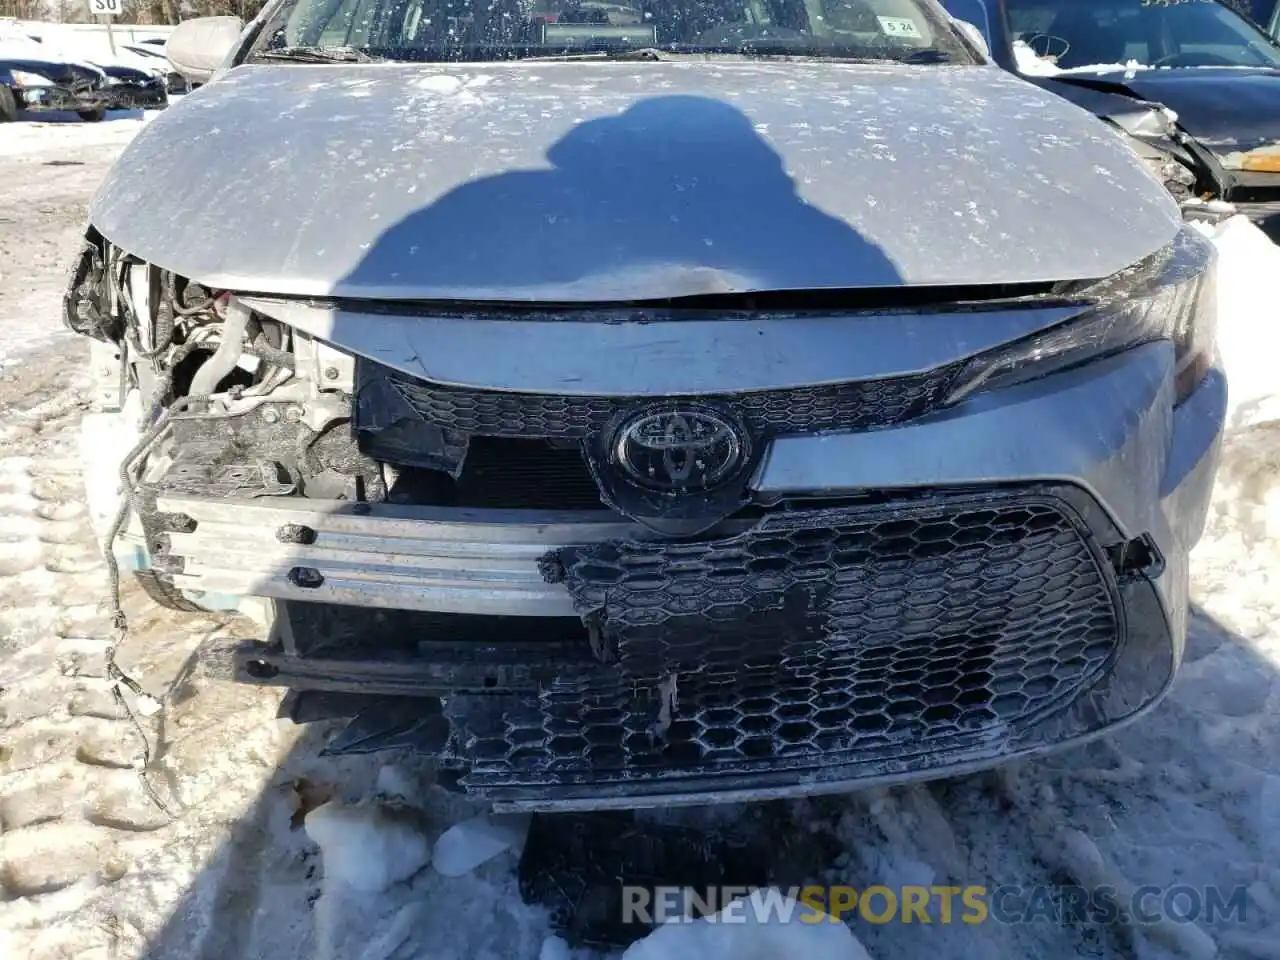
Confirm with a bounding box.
[99,292,271,819]
[100,365,213,821]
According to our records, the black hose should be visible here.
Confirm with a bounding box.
[152,302,176,355]
[164,270,214,317]
[126,288,176,361]
[250,333,296,370]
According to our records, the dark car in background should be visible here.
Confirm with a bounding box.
[98,61,169,110]
[122,42,191,95]
[942,0,1280,238]
[1241,0,1279,35]
[0,50,109,122]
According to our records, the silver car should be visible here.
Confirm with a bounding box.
[67,0,1226,811]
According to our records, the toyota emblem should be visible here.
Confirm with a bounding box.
[613,406,746,492]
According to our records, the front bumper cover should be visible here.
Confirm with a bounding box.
[132,337,1223,809]
[228,483,1174,811]
[15,84,108,113]
[103,81,167,110]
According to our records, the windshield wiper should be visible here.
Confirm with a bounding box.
[897,49,956,64]
[519,47,679,62]
[521,45,962,65]
[254,45,385,64]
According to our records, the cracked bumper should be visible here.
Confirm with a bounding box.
[16,85,107,112]
[103,84,167,110]
[150,341,1225,633]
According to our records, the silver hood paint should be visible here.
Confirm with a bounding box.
[90,61,1181,301]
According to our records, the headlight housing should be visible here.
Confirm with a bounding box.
[947,226,1217,406]
[10,70,54,87]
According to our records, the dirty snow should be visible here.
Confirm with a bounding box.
[431,813,531,878]
[620,889,875,960]
[0,110,164,369]
[0,121,1278,960]
[305,801,433,892]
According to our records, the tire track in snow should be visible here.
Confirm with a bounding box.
[0,357,272,960]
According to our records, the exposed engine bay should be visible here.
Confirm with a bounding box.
[64,233,394,606]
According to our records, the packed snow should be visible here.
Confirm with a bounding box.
[0,108,165,369]
[1192,215,1280,431]
[0,121,1278,960]
[431,813,532,878]
[620,889,875,960]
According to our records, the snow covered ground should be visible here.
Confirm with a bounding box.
[0,118,1278,960]
[0,110,163,369]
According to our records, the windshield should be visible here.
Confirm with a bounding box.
[248,0,976,62]
[1006,0,1280,71]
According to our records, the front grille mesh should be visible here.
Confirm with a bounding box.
[449,495,1120,788]
[387,370,953,440]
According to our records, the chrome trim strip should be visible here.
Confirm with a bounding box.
[241,296,1085,396]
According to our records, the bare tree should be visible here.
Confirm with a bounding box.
[3,0,263,25]
[0,0,49,18]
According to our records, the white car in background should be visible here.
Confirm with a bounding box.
[117,41,190,94]
[15,29,185,95]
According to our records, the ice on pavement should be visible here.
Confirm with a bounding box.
[621,888,875,960]
[432,812,532,878]
[305,800,433,892]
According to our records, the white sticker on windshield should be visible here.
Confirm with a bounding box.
[877,16,923,38]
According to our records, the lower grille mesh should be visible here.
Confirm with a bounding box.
[453,494,1120,788]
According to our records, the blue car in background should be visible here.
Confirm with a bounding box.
[0,50,109,122]
[0,33,167,122]
[941,0,1280,238]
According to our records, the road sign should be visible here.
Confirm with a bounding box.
[89,0,123,16]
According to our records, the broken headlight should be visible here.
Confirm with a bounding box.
[1142,152,1197,201]
[948,224,1216,406]
[10,70,55,88]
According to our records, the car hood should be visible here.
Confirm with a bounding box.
[1049,67,1280,155]
[89,61,1181,302]
[0,54,76,81]
[98,63,153,81]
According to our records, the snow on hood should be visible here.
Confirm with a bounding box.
[0,32,107,77]
[88,61,1182,302]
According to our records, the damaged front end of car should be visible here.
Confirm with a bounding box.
[65,232,376,612]
[63,225,1224,811]
[1038,75,1280,239]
